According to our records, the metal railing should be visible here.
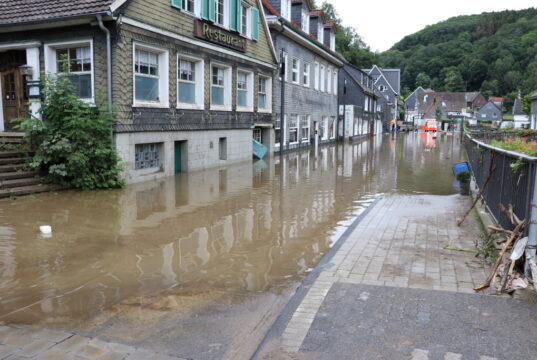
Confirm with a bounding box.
[465,134,537,233]
[470,130,537,143]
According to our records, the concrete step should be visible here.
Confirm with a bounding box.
[0,177,41,189]
[0,137,25,144]
[0,170,39,180]
[0,184,62,199]
[0,132,25,137]
[0,157,28,165]
[0,151,32,159]
[0,163,27,173]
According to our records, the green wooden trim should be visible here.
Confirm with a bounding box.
[230,0,238,31]
[251,7,259,41]
[170,0,182,9]
[208,0,216,22]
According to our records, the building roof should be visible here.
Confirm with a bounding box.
[530,91,537,100]
[417,92,485,119]
[513,98,524,115]
[343,64,376,98]
[478,101,502,113]
[0,0,114,26]
[488,97,504,102]
[363,66,400,94]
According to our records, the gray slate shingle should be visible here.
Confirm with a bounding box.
[0,0,114,25]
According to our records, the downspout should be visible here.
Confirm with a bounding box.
[96,14,114,144]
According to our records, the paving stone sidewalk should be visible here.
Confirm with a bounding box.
[258,194,533,359]
[0,325,185,360]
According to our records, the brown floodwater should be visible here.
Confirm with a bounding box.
[0,132,462,330]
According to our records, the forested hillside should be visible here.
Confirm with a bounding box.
[379,8,537,109]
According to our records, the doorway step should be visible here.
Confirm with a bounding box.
[0,133,60,199]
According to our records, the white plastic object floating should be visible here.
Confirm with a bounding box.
[510,237,528,261]
[39,225,52,235]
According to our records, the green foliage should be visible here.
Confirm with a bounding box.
[456,170,471,182]
[415,72,432,88]
[15,74,124,190]
[510,157,525,174]
[379,8,537,99]
[491,137,537,156]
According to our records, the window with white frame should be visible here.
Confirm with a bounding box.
[333,71,338,95]
[281,0,292,20]
[329,117,336,139]
[237,70,253,111]
[300,115,310,142]
[258,75,271,112]
[282,52,289,82]
[135,143,162,170]
[320,116,327,139]
[55,46,93,99]
[241,3,250,37]
[302,9,310,33]
[178,56,204,108]
[314,62,319,90]
[318,22,324,43]
[216,0,225,25]
[303,62,310,87]
[291,58,299,84]
[182,0,195,13]
[275,116,282,146]
[327,68,332,94]
[320,65,325,92]
[134,44,169,106]
[289,115,298,143]
[211,64,231,109]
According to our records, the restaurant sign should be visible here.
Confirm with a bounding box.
[195,20,247,52]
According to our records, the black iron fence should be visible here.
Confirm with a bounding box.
[465,134,537,232]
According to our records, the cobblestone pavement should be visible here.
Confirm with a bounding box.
[0,325,186,360]
[257,194,537,359]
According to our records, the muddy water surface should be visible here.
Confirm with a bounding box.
[0,133,462,358]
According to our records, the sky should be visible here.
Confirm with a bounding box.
[327,0,536,52]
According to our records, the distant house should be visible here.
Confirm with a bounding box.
[417,92,487,124]
[362,65,400,122]
[488,97,504,109]
[476,101,502,122]
[531,91,537,130]
[512,92,530,129]
[404,86,427,123]
[338,63,380,139]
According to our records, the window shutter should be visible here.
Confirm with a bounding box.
[170,0,182,9]
[236,2,242,34]
[230,0,238,31]
[251,7,259,41]
[208,0,216,22]
[202,0,208,19]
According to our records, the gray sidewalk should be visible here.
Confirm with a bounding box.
[258,194,537,359]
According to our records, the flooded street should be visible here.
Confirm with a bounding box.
[0,133,462,359]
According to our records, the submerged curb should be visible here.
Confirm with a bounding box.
[251,195,383,359]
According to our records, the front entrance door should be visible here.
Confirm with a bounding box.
[174,141,182,174]
[1,68,28,131]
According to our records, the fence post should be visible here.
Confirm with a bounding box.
[528,163,537,263]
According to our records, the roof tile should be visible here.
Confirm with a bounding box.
[0,0,113,26]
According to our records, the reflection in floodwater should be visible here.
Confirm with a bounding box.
[0,133,461,327]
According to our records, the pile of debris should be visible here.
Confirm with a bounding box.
[474,205,537,295]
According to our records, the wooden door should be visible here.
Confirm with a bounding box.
[1,68,28,131]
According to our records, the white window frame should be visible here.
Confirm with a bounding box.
[302,9,310,33]
[314,62,319,90]
[289,114,299,144]
[329,116,336,139]
[320,65,325,92]
[177,54,204,110]
[210,62,232,111]
[181,0,196,14]
[327,68,332,94]
[258,75,272,113]
[236,68,254,112]
[303,62,310,87]
[44,39,95,103]
[132,43,169,108]
[333,70,338,95]
[281,0,291,20]
[318,23,324,43]
[215,0,230,28]
[300,115,310,142]
[241,3,251,38]
[291,58,300,84]
[321,116,328,140]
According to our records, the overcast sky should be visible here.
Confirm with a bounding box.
[327,0,536,52]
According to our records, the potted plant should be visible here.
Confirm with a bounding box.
[456,170,471,195]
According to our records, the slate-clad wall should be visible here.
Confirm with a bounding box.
[112,23,275,132]
[271,31,338,142]
[0,24,108,104]
[291,2,306,28]
[339,68,366,109]
[476,102,501,122]
[531,99,537,129]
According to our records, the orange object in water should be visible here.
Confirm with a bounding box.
[422,120,438,132]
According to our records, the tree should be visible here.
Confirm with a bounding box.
[16,73,124,190]
[443,67,465,92]
[415,72,432,88]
